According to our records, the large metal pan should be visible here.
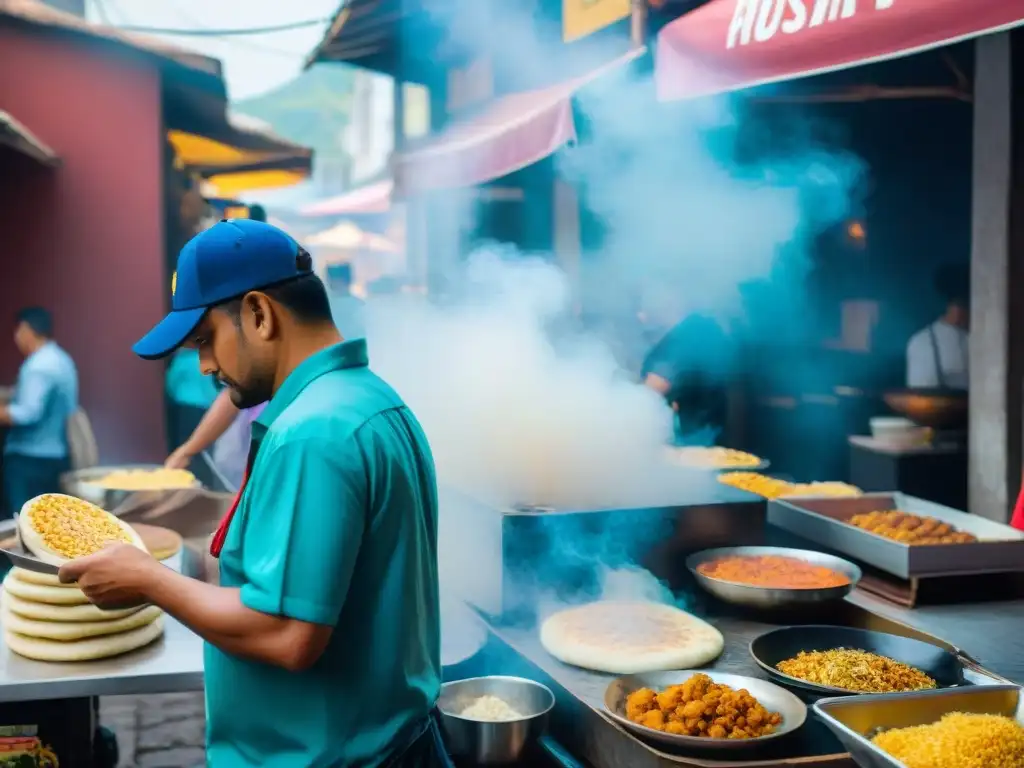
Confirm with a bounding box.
[61,464,201,510]
[750,626,969,696]
[883,387,967,429]
[814,684,1024,768]
[686,546,861,611]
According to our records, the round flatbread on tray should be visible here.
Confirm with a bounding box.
[1,595,162,641]
[5,616,164,662]
[2,589,143,623]
[3,569,90,606]
[540,601,724,674]
[18,493,148,566]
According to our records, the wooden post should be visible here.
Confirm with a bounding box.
[630,0,648,49]
[968,29,1024,521]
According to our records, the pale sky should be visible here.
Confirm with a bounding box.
[86,0,342,100]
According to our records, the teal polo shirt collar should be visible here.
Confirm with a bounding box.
[252,339,369,441]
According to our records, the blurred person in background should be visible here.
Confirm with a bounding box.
[63,219,444,766]
[0,307,78,515]
[906,263,970,390]
[325,262,366,340]
[639,290,735,441]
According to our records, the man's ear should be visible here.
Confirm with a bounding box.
[244,292,276,341]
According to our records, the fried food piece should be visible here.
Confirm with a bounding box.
[847,510,978,545]
[624,673,783,739]
[776,648,937,693]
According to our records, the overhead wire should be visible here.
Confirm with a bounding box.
[104,17,331,37]
[98,0,316,59]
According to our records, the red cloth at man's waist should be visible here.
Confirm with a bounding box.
[1011,479,1024,531]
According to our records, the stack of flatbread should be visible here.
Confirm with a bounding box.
[2,569,164,662]
[539,600,724,674]
[1,493,165,662]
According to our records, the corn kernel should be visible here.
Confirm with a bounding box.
[26,494,132,558]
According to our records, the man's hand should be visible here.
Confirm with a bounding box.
[58,544,162,609]
[165,444,195,470]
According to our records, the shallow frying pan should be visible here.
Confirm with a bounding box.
[750,625,968,696]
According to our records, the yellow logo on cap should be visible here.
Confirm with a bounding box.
[171,272,177,296]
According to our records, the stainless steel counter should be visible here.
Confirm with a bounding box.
[849,591,1024,683]
[0,615,204,703]
[0,548,205,702]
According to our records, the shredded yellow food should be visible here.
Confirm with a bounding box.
[718,472,795,498]
[666,447,763,469]
[872,712,1024,768]
[95,468,195,490]
[717,472,862,499]
[776,648,937,693]
[27,494,132,558]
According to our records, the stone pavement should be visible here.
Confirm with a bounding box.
[100,692,206,768]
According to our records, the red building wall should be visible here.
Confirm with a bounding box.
[0,26,166,463]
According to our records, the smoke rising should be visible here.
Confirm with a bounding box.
[344,3,863,611]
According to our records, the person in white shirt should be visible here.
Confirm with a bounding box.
[906,263,970,390]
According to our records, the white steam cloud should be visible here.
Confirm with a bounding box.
[326,2,864,611]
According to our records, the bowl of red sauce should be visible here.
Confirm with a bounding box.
[686,546,862,610]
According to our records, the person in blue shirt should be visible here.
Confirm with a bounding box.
[0,307,78,516]
[61,220,447,767]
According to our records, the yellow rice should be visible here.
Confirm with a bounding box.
[871,712,1024,768]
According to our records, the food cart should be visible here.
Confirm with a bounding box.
[439,455,1024,768]
[2,452,1024,767]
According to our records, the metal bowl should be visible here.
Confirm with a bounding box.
[883,387,967,429]
[437,675,555,766]
[605,670,807,750]
[61,464,201,511]
[686,546,862,610]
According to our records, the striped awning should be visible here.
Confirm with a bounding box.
[395,49,643,194]
[301,180,393,217]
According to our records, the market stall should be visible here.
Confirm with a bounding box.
[437,443,1024,768]
[1,442,1023,766]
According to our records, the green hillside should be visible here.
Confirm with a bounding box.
[234,64,357,160]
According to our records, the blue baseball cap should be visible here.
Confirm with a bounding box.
[133,219,307,360]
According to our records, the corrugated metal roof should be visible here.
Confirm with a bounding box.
[305,0,403,73]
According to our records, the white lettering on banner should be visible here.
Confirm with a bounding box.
[726,0,892,48]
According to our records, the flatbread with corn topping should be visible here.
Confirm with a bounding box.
[539,600,724,674]
[19,493,147,566]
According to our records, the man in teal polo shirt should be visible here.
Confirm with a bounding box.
[60,220,447,767]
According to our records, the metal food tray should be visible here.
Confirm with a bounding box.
[767,493,1024,579]
[813,684,1023,768]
